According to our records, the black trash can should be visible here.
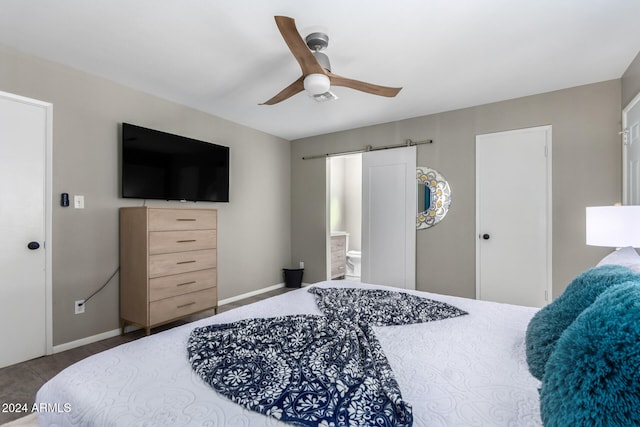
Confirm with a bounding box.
[283,268,304,288]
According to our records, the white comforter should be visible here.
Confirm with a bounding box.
[36,281,542,426]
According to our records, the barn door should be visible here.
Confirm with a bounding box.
[361,146,416,290]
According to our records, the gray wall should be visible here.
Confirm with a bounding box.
[292,80,622,299]
[622,51,640,107]
[0,46,291,346]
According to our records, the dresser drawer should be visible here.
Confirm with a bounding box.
[150,288,217,325]
[331,236,346,253]
[331,249,346,264]
[149,230,217,254]
[331,263,346,279]
[149,249,217,278]
[149,268,217,301]
[148,209,217,231]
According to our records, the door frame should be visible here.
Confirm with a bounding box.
[475,125,552,305]
[623,91,640,204]
[1,90,53,356]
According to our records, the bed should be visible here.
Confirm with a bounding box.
[35,281,542,426]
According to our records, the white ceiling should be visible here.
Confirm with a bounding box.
[1,0,639,140]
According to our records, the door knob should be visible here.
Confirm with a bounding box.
[27,241,40,250]
[482,234,490,240]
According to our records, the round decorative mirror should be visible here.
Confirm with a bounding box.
[417,167,451,229]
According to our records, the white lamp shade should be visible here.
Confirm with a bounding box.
[303,73,330,95]
[586,206,640,247]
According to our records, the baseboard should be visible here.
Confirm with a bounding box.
[218,282,285,306]
[53,328,121,354]
[53,283,310,354]
[218,281,312,305]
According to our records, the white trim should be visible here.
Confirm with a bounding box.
[214,282,312,306]
[326,159,332,280]
[44,101,53,357]
[622,91,640,204]
[218,282,286,305]
[53,328,121,354]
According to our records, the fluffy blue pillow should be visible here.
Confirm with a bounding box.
[525,265,638,380]
[539,281,640,427]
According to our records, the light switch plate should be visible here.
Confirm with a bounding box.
[74,195,84,209]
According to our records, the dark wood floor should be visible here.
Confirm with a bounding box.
[0,286,294,425]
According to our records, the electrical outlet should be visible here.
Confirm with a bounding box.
[299,261,304,269]
[75,300,85,314]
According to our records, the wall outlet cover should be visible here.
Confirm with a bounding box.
[75,300,85,314]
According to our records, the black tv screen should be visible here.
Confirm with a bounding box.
[121,123,229,202]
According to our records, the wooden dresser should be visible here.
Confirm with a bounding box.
[119,207,218,335]
[330,234,347,279]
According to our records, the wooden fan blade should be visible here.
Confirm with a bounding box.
[259,76,305,105]
[327,72,402,97]
[274,16,326,76]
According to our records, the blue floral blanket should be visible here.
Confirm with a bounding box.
[187,287,467,426]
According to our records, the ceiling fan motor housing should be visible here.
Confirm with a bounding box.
[306,32,331,71]
[312,51,331,72]
[305,32,329,51]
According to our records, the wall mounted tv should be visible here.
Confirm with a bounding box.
[121,123,229,202]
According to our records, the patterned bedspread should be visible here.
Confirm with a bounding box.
[187,287,467,426]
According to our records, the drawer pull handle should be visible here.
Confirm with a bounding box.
[177,239,197,243]
[177,302,196,309]
[176,218,196,221]
[177,260,196,265]
[176,281,196,287]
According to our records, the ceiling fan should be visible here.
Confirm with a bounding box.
[260,16,402,105]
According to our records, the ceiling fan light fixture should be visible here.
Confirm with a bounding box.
[303,73,330,96]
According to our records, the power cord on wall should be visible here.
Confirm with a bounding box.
[79,199,161,307]
[79,267,119,308]
[77,199,151,307]
[76,199,149,309]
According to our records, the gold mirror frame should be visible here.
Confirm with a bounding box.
[417,167,451,229]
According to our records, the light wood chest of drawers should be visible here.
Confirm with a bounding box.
[119,207,218,335]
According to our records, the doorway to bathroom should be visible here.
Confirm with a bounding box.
[328,154,362,281]
[326,145,416,288]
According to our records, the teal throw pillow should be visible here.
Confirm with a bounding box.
[539,281,640,427]
[525,265,637,380]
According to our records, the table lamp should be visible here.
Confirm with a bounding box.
[586,206,640,248]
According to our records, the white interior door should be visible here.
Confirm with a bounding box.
[0,91,52,368]
[623,92,640,205]
[361,146,416,289]
[476,126,552,307]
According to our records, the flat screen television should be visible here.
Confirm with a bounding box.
[121,123,229,202]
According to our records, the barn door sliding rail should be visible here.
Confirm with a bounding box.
[301,138,433,160]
